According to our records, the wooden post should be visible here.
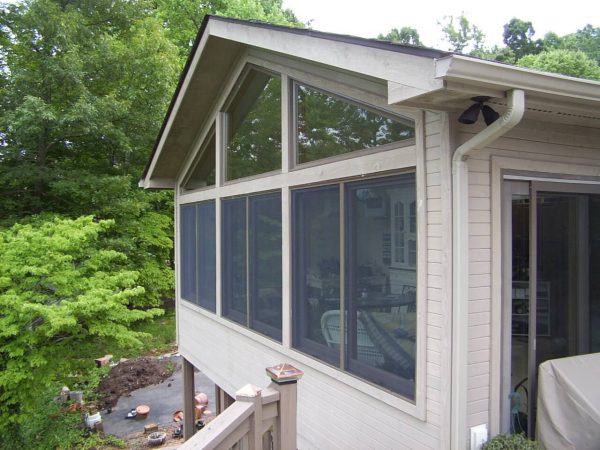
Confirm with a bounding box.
[266,363,304,450]
[235,384,262,450]
[183,358,196,441]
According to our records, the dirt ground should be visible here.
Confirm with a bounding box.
[96,357,178,410]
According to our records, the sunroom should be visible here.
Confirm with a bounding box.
[142,14,600,450]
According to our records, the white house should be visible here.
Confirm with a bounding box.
[140,15,600,449]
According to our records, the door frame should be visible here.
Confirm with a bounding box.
[500,176,600,435]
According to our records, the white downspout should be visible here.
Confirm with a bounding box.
[451,89,525,449]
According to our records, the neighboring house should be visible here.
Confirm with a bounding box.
[140,15,600,449]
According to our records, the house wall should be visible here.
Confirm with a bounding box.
[459,116,600,435]
[174,107,455,448]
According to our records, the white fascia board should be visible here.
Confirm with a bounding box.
[435,55,600,104]
[208,20,443,92]
[138,177,176,189]
[142,22,215,187]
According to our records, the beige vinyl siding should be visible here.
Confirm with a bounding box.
[461,117,600,430]
[424,111,453,448]
[178,305,440,449]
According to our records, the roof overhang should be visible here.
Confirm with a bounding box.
[141,16,600,189]
[389,54,600,123]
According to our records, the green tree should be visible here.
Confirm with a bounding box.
[439,14,485,54]
[0,216,162,430]
[0,0,178,307]
[544,25,600,65]
[517,48,600,80]
[378,27,422,46]
[503,17,543,59]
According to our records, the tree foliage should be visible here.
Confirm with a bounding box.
[517,48,600,80]
[0,216,162,428]
[439,14,485,53]
[503,18,543,60]
[378,27,422,46]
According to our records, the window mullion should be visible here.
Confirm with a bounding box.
[339,182,346,371]
[246,196,251,329]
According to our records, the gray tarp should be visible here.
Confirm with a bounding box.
[537,353,600,449]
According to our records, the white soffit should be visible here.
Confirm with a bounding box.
[389,54,600,113]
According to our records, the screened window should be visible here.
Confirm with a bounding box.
[222,192,282,341]
[179,201,216,312]
[225,68,282,181]
[292,173,417,400]
[295,84,415,164]
[183,128,216,190]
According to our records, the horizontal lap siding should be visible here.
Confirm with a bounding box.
[425,111,452,448]
[179,311,439,449]
[461,118,600,429]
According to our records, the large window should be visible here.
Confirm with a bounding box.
[295,84,415,164]
[222,192,282,341]
[225,68,282,181]
[293,174,417,400]
[180,201,216,312]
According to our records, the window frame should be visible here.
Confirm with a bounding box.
[221,64,283,183]
[291,81,416,169]
[175,52,426,419]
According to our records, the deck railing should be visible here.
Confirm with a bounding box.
[179,363,303,450]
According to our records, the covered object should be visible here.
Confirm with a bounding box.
[537,353,600,449]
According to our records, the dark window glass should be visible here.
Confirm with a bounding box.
[249,193,282,340]
[222,192,282,341]
[296,84,415,164]
[180,205,197,302]
[226,69,281,180]
[345,175,416,400]
[184,132,216,190]
[292,186,340,365]
[291,174,417,400]
[198,202,216,312]
[222,198,248,326]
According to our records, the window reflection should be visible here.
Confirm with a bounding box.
[296,84,415,164]
[226,69,281,180]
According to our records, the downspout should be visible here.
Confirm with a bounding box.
[451,89,525,449]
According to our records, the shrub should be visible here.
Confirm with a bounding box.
[482,433,541,450]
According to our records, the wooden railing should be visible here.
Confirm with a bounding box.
[179,363,303,450]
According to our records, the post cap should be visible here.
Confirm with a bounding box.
[265,363,304,384]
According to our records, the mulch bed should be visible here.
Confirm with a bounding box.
[96,356,178,409]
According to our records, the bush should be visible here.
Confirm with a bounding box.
[482,433,541,450]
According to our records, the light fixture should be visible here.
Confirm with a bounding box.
[458,96,500,126]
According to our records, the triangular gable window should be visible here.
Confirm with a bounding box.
[295,83,415,164]
[182,126,216,191]
[225,67,281,180]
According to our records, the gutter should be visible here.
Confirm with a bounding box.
[451,89,525,449]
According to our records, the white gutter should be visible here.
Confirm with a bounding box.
[451,89,525,449]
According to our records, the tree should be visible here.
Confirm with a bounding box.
[439,14,485,54]
[503,18,543,59]
[517,49,600,80]
[0,216,162,429]
[378,27,422,46]
[0,0,178,308]
[546,25,600,65]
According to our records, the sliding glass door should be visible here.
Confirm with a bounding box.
[503,179,600,437]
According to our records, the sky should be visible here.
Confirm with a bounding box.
[281,0,599,50]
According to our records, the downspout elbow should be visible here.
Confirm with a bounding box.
[453,89,526,164]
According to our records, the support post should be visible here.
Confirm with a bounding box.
[183,358,196,441]
[236,384,263,450]
[266,363,304,450]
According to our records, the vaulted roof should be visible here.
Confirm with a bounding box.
[141,15,600,188]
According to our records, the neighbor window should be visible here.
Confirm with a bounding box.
[180,201,216,312]
[225,68,282,180]
[292,173,417,400]
[222,192,282,341]
[295,84,415,164]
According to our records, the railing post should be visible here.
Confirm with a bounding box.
[266,363,304,450]
[183,358,196,441]
[236,384,262,450]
